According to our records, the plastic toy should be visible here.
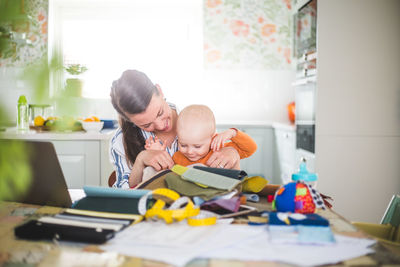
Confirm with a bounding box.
[272,181,325,214]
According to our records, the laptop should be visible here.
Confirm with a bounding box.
[2,140,72,208]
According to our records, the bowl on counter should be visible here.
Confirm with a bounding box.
[101,119,118,129]
[82,121,104,133]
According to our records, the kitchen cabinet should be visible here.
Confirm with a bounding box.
[315,0,400,223]
[216,124,276,183]
[273,125,296,184]
[51,140,112,188]
[0,129,115,188]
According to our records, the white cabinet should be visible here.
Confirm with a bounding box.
[216,125,275,183]
[1,129,115,189]
[52,139,113,188]
[52,141,98,188]
[274,126,296,184]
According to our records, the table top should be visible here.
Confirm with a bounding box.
[0,201,399,267]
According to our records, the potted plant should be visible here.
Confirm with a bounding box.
[64,64,88,97]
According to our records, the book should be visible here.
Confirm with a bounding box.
[72,196,141,214]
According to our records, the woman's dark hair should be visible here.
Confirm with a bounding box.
[110,70,159,166]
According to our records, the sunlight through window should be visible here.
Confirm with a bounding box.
[51,0,203,100]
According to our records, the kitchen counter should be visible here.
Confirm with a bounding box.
[217,120,295,131]
[0,128,117,140]
[271,122,296,131]
[0,128,116,187]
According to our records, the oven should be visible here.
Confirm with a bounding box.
[293,0,317,169]
[294,76,316,154]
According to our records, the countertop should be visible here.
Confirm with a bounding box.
[0,127,117,140]
[0,121,295,141]
[217,121,295,131]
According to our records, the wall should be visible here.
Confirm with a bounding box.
[202,0,295,123]
[1,0,296,124]
[316,0,400,223]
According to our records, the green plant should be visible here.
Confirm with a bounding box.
[65,64,88,75]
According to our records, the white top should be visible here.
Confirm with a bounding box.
[109,103,179,188]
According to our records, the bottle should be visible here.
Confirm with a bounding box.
[291,157,318,188]
[17,95,29,132]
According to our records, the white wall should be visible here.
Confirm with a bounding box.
[0,66,118,124]
[170,69,295,124]
[316,0,400,223]
[0,67,35,125]
[1,67,295,125]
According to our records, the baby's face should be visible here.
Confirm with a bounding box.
[177,126,213,162]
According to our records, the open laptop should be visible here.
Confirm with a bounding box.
[2,140,72,208]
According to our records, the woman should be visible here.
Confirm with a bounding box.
[110,70,240,188]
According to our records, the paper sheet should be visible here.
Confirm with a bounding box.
[101,221,376,267]
[68,189,86,203]
[101,221,262,266]
[202,232,376,266]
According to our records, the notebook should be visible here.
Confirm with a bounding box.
[2,140,72,208]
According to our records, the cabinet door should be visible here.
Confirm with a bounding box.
[274,128,296,184]
[217,126,274,182]
[51,141,100,188]
[239,128,274,180]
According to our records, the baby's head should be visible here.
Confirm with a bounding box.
[177,104,216,162]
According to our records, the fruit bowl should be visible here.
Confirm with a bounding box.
[82,121,104,133]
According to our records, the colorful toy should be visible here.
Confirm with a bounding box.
[272,181,325,214]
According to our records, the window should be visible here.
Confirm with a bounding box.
[50,0,203,100]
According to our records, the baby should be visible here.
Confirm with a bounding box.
[145,104,257,169]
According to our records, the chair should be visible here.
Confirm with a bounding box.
[352,194,400,255]
[108,171,116,187]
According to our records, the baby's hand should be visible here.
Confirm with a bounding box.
[145,136,166,151]
[211,129,237,151]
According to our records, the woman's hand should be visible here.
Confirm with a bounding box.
[206,146,240,169]
[210,128,237,151]
[145,136,166,151]
[137,149,174,171]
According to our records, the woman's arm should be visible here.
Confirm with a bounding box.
[110,132,132,188]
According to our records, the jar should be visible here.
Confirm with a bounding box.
[29,104,53,125]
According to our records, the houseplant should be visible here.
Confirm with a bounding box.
[64,63,88,97]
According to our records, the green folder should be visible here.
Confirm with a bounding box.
[171,165,240,191]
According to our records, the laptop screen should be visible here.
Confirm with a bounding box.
[1,140,72,208]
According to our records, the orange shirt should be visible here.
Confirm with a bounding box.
[172,129,257,167]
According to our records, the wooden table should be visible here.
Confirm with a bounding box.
[0,201,399,267]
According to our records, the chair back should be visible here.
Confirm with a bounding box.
[108,171,116,187]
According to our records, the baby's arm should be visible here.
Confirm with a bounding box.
[211,128,237,151]
[145,136,166,151]
[226,129,257,159]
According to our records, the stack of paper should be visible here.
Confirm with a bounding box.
[101,221,376,266]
